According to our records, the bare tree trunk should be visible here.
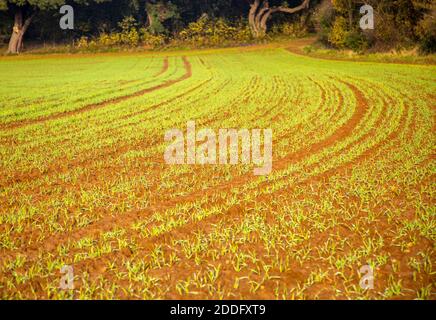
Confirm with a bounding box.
[255,4,271,37]
[7,8,35,54]
[7,10,23,54]
[348,0,354,30]
[249,0,261,38]
[146,10,154,30]
[248,0,310,38]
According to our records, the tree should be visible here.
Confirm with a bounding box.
[145,0,179,34]
[0,0,109,54]
[247,0,310,37]
[323,0,435,50]
[331,0,355,30]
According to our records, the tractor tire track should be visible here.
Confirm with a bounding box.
[154,57,169,77]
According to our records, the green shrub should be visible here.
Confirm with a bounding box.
[76,36,90,49]
[120,29,140,47]
[419,34,436,54]
[75,16,166,51]
[328,16,348,48]
[118,16,138,34]
[344,32,369,52]
[74,15,254,51]
[139,28,166,48]
[176,16,251,48]
[327,15,369,52]
[272,20,308,38]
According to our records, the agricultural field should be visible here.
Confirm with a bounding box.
[0,43,434,300]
